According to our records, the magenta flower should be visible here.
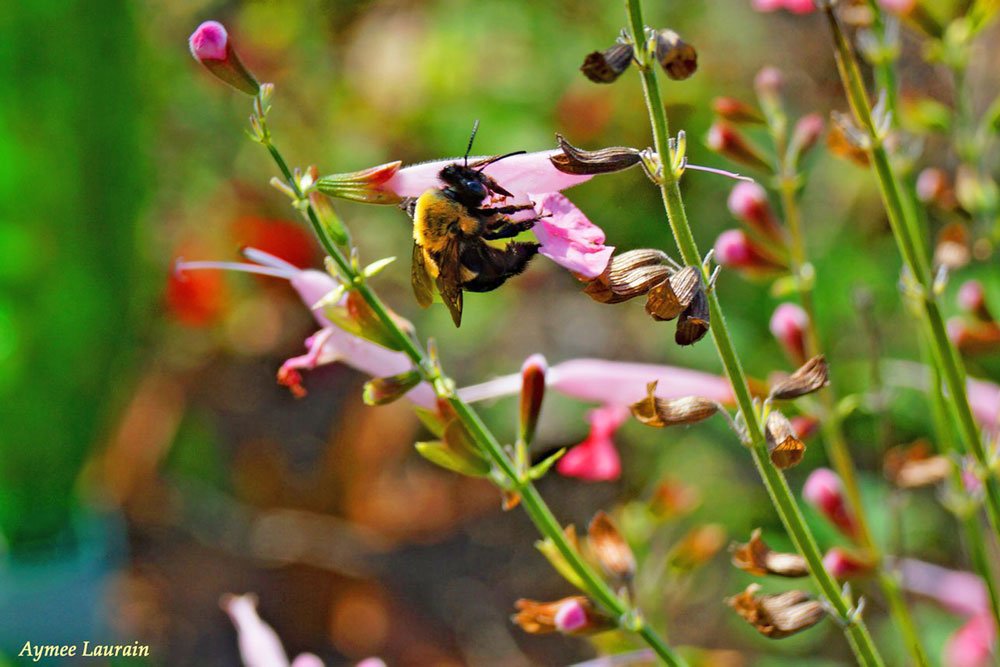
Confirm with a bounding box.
[175,250,435,406]
[822,548,872,579]
[556,405,628,482]
[770,302,809,364]
[752,0,817,13]
[714,229,788,276]
[554,598,591,633]
[220,593,325,667]
[188,21,260,95]
[317,151,613,277]
[728,181,784,243]
[945,615,996,667]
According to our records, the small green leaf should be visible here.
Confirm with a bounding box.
[415,441,490,477]
[528,448,567,480]
[363,256,397,278]
[363,370,421,406]
[535,537,586,591]
[413,406,447,438]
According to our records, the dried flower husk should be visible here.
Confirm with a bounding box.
[934,221,971,270]
[512,596,612,635]
[726,584,825,639]
[654,30,698,80]
[884,441,952,488]
[585,249,673,304]
[588,511,636,582]
[650,479,701,518]
[769,355,830,400]
[765,411,805,469]
[362,369,422,406]
[581,43,634,83]
[631,381,719,428]
[675,284,710,346]
[668,524,726,571]
[730,528,808,578]
[646,265,700,321]
[550,135,642,175]
[827,113,870,166]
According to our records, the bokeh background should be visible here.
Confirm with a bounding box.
[2,0,999,665]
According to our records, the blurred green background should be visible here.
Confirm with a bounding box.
[1,0,997,664]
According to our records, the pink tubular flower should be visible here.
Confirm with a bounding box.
[554,598,591,633]
[316,150,612,277]
[727,181,784,242]
[175,249,435,406]
[802,468,858,539]
[945,615,996,667]
[188,21,260,96]
[556,405,628,482]
[221,593,325,667]
[822,548,873,579]
[770,302,809,365]
[752,0,817,13]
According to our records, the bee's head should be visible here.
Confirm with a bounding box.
[439,164,490,207]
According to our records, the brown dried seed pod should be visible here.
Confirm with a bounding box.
[585,250,674,304]
[884,441,953,488]
[647,265,701,321]
[730,528,809,578]
[581,43,634,83]
[675,285,710,346]
[631,381,719,427]
[769,355,830,400]
[587,511,636,582]
[654,30,698,81]
[550,134,642,175]
[726,584,825,639]
[765,411,805,469]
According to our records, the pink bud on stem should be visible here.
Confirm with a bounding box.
[803,468,858,540]
[189,21,260,95]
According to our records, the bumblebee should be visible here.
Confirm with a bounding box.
[410,122,542,327]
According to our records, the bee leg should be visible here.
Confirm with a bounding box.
[476,202,536,216]
[481,217,541,240]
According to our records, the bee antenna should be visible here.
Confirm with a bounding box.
[464,120,480,167]
[474,150,527,171]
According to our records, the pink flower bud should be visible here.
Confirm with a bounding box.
[520,354,548,445]
[770,303,809,365]
[822,547,873,579]
[189,21,260,96]
[790,415,820,441]
[879,0,917,14]
[714,229,787,276]
[727,182,784,242]
[958,280,994,322]
[712,97,765,124]
[790,113,824,160]
[707,122,772,172]
[754,66,784,101]
[554,599,590,633]
[803,468,858,539]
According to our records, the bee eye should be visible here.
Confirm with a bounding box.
[465,180,487,199]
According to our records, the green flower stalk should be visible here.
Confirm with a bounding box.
[624,0,884,664]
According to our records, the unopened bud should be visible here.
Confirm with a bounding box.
[519,354,547,445]
[803,468,858,539]
[581,43,634,84]
[714,229,788,276]
[948,318,1000,354]
[726,584,826,639]
[588,511,636,582]
[765,410,805,469]
[654,30,698,81]
[916,167,956,209]
[707,121,773,172]
[822,547,874,579]
[669,524,726,570]
[769,355,829,400]
[712,97,765,124]
[513,597,613,635]
[189,21,260,96]
[363,370,422,405]
[789,415,820,441]
[934,222,971,270]
[727,182,785,243]
[754,66,784,116]
[731,528,808,577]
[958,280,994,322]
[631,382,720,428]
[770,303,809,365]
[789,113,824,162]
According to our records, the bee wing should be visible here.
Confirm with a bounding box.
[411,243,436,308]
[433,239,465,327]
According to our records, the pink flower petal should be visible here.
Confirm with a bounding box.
[968,376,1000,433]
[382,150,592,199]
[548,358,734,406]
[944,614,996,667]
[899,559,991,617]
[189,20,228,61]
[556,405,628,482]
[220,594,290,667]
[530,192,614,278]
[290,655,325,667]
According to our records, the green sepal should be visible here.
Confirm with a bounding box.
[528,448,566,481]
[414,441,490,477]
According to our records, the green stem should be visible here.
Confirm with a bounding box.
[259,122,686,666]
[823,3,1000,543]
[776,178,929,667]
[625,1,883,664]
